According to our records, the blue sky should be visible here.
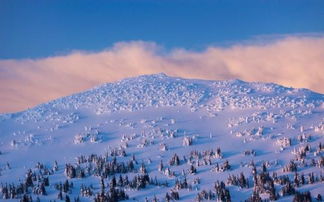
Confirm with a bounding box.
[1,0,324,59]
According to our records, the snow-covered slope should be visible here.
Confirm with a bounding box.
[0,73,323,201]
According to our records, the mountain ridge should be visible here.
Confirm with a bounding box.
[1,73,323,118]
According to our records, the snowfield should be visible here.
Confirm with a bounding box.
[0,73,323,201]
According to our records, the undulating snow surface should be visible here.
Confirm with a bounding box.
[0,73,323,201]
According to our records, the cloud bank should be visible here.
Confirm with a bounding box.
[1,35,324,113]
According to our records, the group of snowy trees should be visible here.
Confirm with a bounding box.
[1,140,323,201]
[1,166,51,201]
[93,187,128,202]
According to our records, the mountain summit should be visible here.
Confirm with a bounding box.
[3,73,323,117]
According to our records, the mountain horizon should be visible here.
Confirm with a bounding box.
[2,73,323,116]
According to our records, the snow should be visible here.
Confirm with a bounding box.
[0,73,323,201]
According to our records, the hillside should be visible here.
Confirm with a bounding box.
[0,73,323,201]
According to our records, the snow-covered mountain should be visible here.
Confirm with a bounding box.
[0,73,323,201]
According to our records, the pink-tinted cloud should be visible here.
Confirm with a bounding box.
[1,36,324,113]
